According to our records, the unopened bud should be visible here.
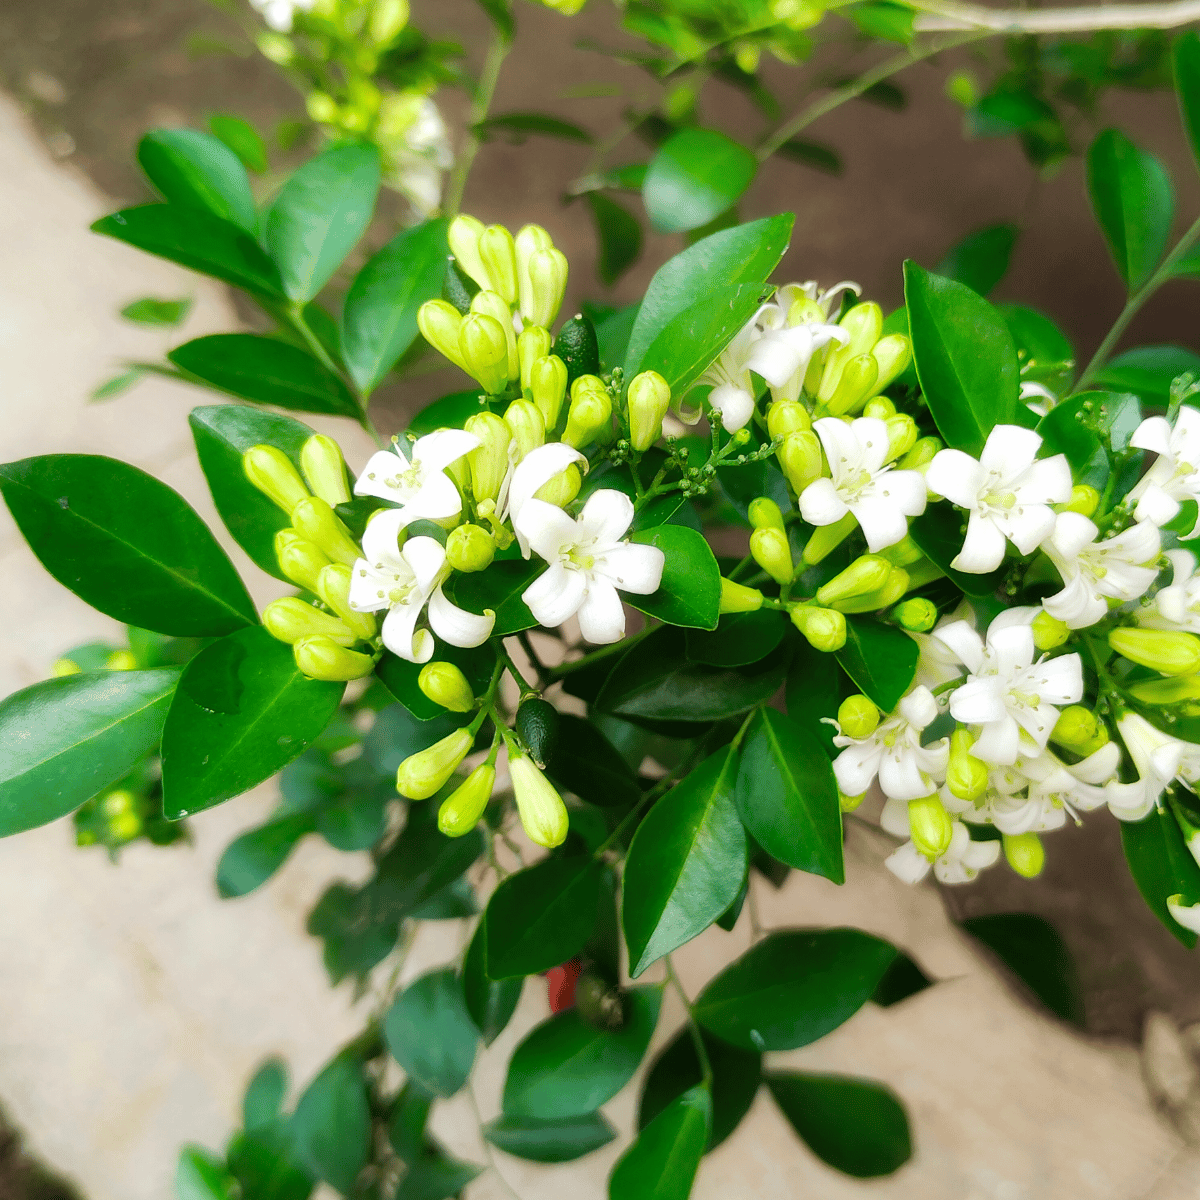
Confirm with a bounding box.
[1129,675,1200,704]
[418,661,475,713]
[459,312,509,395]
[839,791,867,812]
[627,370,671,452]
[819,302,883,402]
[299,435,351,507]
[534,465,582,507]
[306,92,339,124]
[1050,705,1099,750]
[110,811,143,841]
[256,32,296,65]
[477,225,519,306]
[504,399,546,460]
[871,334,912,392]
[748,497,785,533]
[438,763,495,836]
[563,376,611,448]
[448,215,489,291]
[1003,831,1045,878]
[750,526,794,585]
[839,566,908,613]
[719,578,764,613]
[862,395,896,419]
[105,650,137,671]
[778,431,825,493]
[892,597,937,632]
[525,247,569,328]
[1063,484,1101,517]
[898,436,941,472]
[1110,627,1200,677]
[446,523,495,573]
[102,789,136,817]
[418,299,469,371]
[1032,610,1070,651]
[946,730,988,801]
[464,412,511,504]
[293,636,376,681]
[264,596,356,646]
[530,355,568,430]
[275,531,333,593]
[316,564,377,640]
[908,794,953,861]
[879,535,922,568]
[291,497,361,567]
[244,445,310,514]
[816,554,891,607]
[885,414,917,462]
[767,399,811,438]
[471,290,519,381]
[396,728,474,800]
[51,658,81,677]
[515,224,554,320]
[790,605,847,652]
[824,354,878,416]
[838,694,879,739]
[509,753,569,848]
[518,326,552,392]
[369,0,409,45]
[802,512,857,564]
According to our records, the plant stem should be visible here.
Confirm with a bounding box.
[914,0,1200,33]
[664,956,713,1085]
[444,32,510,217]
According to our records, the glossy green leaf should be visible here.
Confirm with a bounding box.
[1122,802,1200,947]
[623,745,746,977]
[243,1059,288,1130]
[0,454,256,635]
[443,559,542,636]
[587,192,643,286]
[903,261,1020,457]
[1000,304,1076,394]
[160,626,346,819]
[342,218,449,395]
[1036,390,1141,477]
[0,668,179,838]
[406,390,493,438]
[694,928,897,1051]
[217,813,316,898]
[395,1155,482,1200]
[776,138,842,176]
[686,610,784,668]
[1175,32,1200,173]
[121,296,193,326]
[909,506,1006,597]
[484,1112,616,1163]
[502,986,662,1119]
[138,128,257,230]
[376,641,496,721]
[836,618,918,713]
[608,1084,709,1200]
[546,715,641,808]
[1092,345,1200,405]
[734,707,843,882]
[316,787,388,851]
[785,637,841,756]
[644,129,757,234]
[176,1147,237,1200]
[629,525,721,630]
[485,857,605,979]
[767,1072,912,1178]
[935,223,1018,297]
[476,112,591,143]
[1086,129,1174,291]
[264,143,381,302]
[92,204,284,300]
[388,1080,434,1164]
[291,1053,371,1194]
[225,1129,313,1200]
[462,918,522,1045]
[871,952,934,1007]
[169,334,359,418]
[385,968,478,1097]
[210,113,269,174]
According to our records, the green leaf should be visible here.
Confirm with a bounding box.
[935,223,1019,297]
[388,1080,434,1164]
[169,334,359,418]
[264,143,381,302]
[693,928,897,1051]
[628,525,721,630]
[766,1072,912,1177]
[485,857,605,979]
[1092,345,1200,405]
[546,715,641,808]
[160,626,346,819]
[210,113,269,173]
[395,1156,482,1200]
[0,454,256,635]
[734,707,843,882]
[462,917,522,1046]
[243,1059,288,1130]
[406,390,493,438]
[871,952,934,1007]
[909,506,1006,596]
[226,1129,313,1200]
[342,218,449,396]
[176,1147,237,1200]
[1122,802,1200,947]
[776,138,842,176]
[502,986,662,1120]
[607,1084,709,1200]
[484,1112,616,1163]
[848,1,914,42]
[1036,390,1141,477]
[1000,304,1076,394]
[92,205,284,300]
[138,128,257,231]
[623,745,746,977]
[376,642,495,721]
[1175,32,1200,174]
[121,296,193,326]
[643,129,757,234]
[786,637,841,756]
[586,192,643,286]
[216,813,316,898]
[625,215,793,378]
[1086,129,1174,291]
[385,967,479,1097]
[443,559,543,636]
[472,0,514,39]
[0,668,179,838]
[686,610,784,667]
[291,1053,371,1194]
[639,1026,759,1151]
[476,113,592,143]
[189,404,318,582]
[836,618,918,713]
[903,261,1020,457]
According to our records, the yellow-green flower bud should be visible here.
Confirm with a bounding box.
[418,661,476,713]
[299,435,351,507]
[871,334,911,392]
[946,730,988,801]
[471,290,519,381]
[479,225,519,307]
[816,555,891,607]
[534,465,582,507]
[719,578,764,613]
[316,564,377,640]
[256,32,296,65]
[396,728,474,800]
[838,694,879,739]
[1032,610,1070,651]
[885,414,917,462]
[418,299,469,371]
[264,596,357,646]
[898,436,941,472]
[518,326,552,392]
[459,312,510,395]
[748,497,786,533]
[778,431,825,493]
[530,354,568,430]
[750,526,794,585]
[293,636,376,682]
[1110,627,1200,677]
[463,412,511,504]
[369,0,409,44]
[908,794,953,861]
[879,535,922,568]
[1079,723,1110,756]
[525,247,569,328]
[509,752,569,848]
[102,789,136,817]
[862,395,896,419]
[1063,484,1101,517]
[76,830,97,846]
[516,224,554,319]
[563,376,611,448]
[446,523,495,573]
[51,658,82,677]
[291,497,362,567]
[802,512,857,564]
[110,811,142,841]
[448,215,488,292]
[1129,675,1200,704]
[892,597,938,632]
[839,791,866,813]
[838,566,908,613]
[504,399,546,460]
[824,354,878,416]
[1050,705,1099,750]
[244,445,310,514]
[1003,832,1045,878]
[819,302,883,402]
[438,763,495,836]
[767,399,811,438]
[275,531,333,593]
[628,370,672,453]
[790,605,847,652]
[105,650,137,671]
[307,92,340,122]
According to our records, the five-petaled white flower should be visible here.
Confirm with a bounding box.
[746,301,847,406]
[355,430,479,532]
[832,686,949,801]
[348,522,494,664]
[799,417,927,553]
[1041,512,1161,631]
[1105,712,1200,822]
[515,490,664,644]
[933,619,1083,765]
[924,425,1071,573]
[1137,549,1200,634]
[493,441,589,559]
[881,808,1001,885]
[1129,405,1200,531]
[694,311,763,433]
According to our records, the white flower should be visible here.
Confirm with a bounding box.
[515,490,664,644]
[799,417,927,553]
[391,99,455,218]
[695,311,762,433]
[776,279,862,321]
[882,815,1001,885]
[924,425,1071,573]
[934,619,1083,764]
[502,442,589,558]
[250,0,315,31]
[1105,712,1200,822]
[1137,549,1200,633]
[349,527,494,663]
[1167,896,1200,935]
[354,430,479,532]
[832,686,949,801]
[1042,513,1161,631]
[746,301,847,406]
[1129,405,1200,530]
[1020,380,1058,417]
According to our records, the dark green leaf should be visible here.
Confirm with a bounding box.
[623,745,746,977]
[909,506,1006,596]
[849,0,913,40]
[644,129,757,234]
[406,390,492,438]
[546,715,641,808]
[226,1129,313,1200]
[775,138,842,175]
[969,89,1056,138]
[210,113,269,174]
[686,610,784,667]
[160,626,346,819]
[1092,345,1200,405]
[176,1147,237,1200]
[485,1112,616,1163]
[476,112,591,143]
[1124,799,1200,943]
[0,454,256,635]
[1175,32,1200,173]
[608,1084,709,1200]
[694,928,897,1051]
[388,1081,434,1164]
[0,668,179,838]
[217,813,316,898]
[395,1156,482,1200]
[785,637,841,756]
[935,223,1019,297]
[586,192,643,286]
[767,1072,912,1177]
[1000,304,1076,393]
[376,642,496,721]
[385,967,478,1097]
[462,918,522,1045]
[1036,390,1141,478]
[316,788,389,852]
[243,1059,288,1130]
[121,296,193,326]
[629,525,721,630]
[871,952,933,1006]
[291,1054,370,1194]
[443,559,542,636]
[138,128,257,230]
[836,618,918,713]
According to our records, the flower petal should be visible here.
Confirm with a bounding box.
[398,470,464,524]
[354,448,409,501]
[949,677,1006,725]
[886,842,932,885]
[971,714,1022,765]
[579,489,635,546]
[401,535,447,595]
[412,428,481,472]
[522,562,587,628]
[980,424,1040,478]
[577,578,627,644]
[1130,415,1173,455]
[851,492,910,553]
[428,585,495,647]
[925,449,985,509]
[515,497,579,563]
[595,542,664,595]
[799,478,849,527]
[1012,454,1072,505]
[509,442,589,554]
[361,508,407,564]
[951,512,1006,573]
[381,598,427,663]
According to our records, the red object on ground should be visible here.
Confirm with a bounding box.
[546,957,583,1012]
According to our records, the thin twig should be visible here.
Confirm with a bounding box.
[915,0,1200,33]
[445,32,511,216]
